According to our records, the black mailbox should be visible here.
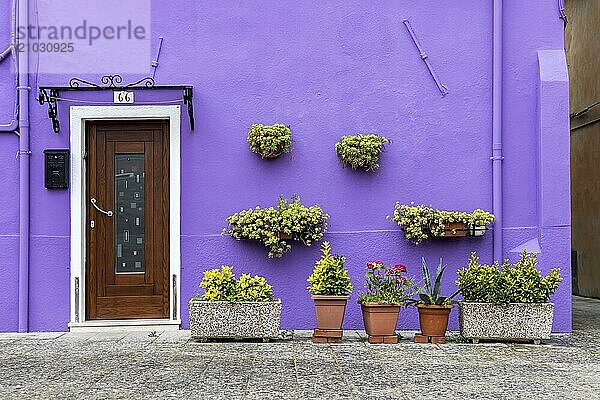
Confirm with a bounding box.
[44,149,69,189]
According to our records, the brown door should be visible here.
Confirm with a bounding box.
[86,121,170,320]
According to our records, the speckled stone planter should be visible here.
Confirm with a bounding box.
[189,299,281,341]
[458,302,554,344]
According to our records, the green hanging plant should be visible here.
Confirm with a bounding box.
[335,134,389,171]
[224,195,329,258]
[389,202,495,244]
[247,124,292,158]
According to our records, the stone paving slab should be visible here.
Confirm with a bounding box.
[0,296,599,399]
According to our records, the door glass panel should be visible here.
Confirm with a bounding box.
[115,154,145,273]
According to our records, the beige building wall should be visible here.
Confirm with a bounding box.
[566,0,600,298]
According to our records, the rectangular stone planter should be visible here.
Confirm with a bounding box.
[458,301,554,344]
[189,299,281,341]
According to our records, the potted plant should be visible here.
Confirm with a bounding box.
[307,242,353,343]
[358,261,413,344]
[408,257,461,344]
[335,134,389,171]
[389,202,495,244]
[456,250,563,344]
[247,123,292,158]
[224,195,329,258]
[189,266,281,341]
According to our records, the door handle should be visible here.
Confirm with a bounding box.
[90,198,113,217]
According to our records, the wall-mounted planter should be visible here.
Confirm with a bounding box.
[247,124,292,159]
[430,222,468,238]
[335,134,389,171]
[468,225,488,237]
[189,299,282,341]
[225,195,329,258]
[458,301,554,344]
[390,203,495,245]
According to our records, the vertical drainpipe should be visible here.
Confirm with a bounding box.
[17,0,30,333]
[492,0,504,261]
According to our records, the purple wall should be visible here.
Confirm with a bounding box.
[0,0,571,332]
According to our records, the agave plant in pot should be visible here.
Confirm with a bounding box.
[408,258,460,344]
[307,242,353,343]
[358,261,413,344]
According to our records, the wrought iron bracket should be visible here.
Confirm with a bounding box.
[38,88,60,133]
[38,74,195,133]
[183,87,194,130]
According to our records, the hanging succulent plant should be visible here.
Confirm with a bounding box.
[247,124,292,158]
[335,134,389,171]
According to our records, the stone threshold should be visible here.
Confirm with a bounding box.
[68,319,181,333]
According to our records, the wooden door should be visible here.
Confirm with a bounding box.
[86,121,170,320]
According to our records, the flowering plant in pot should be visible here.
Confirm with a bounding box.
[407,258,461,344]
[335,134,389,171]
[189,266,281,341]
[307,242,353,343]
[358,261,413,344]
[456,250,562,344]
[247,123,292,158]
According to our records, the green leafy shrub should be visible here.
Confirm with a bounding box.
[455,253,506,303]
[237,274,275,302]
[335,134,389,170]
[389,203,495,244]
[358,261,413,304]
[225,195,329,258]
[196,266,275,302]
[456,250,562,304]
[199,266,238,301]
[502,251,563,303]
[307,242,353,296]
[247,124,292,158]
[410,257,461,306]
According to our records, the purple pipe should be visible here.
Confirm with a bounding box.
[0,0,19,133]
[492,0,503,260]
[17,0,30,333]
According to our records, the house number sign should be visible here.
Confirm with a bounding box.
[113,91,134,104]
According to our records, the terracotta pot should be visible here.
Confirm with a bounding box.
[431,222,468,238]
[360,303,402,337]
[312,295,350,330]
[417,304,454,337]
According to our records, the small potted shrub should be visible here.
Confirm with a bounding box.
[358,261,413,344]
[224,195,329,258]
[456,250,562,344]
[335,134,389,171]
[247,123,292,158]
[408,257,460,344]
[307,242,353,343]
[390,203,495,244]
[189,266,281,341]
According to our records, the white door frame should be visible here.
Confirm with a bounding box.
[68,105,181,330]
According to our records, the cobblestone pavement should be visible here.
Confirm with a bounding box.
[0,296,599,400]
